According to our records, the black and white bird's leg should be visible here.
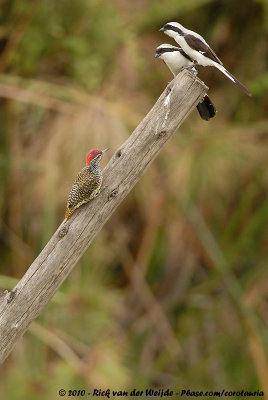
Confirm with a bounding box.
[181,61,199,74]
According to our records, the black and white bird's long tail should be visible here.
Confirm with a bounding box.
[197,95,216,121]
[214,63,251,97]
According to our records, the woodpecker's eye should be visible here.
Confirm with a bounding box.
[91,150,101,158]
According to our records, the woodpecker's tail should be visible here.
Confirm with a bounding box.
[214,63,251,97]
[196,95,216,121]
[64,207,73,222]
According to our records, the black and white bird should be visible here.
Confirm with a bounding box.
[159,22,251,97]
[155,44,216,121]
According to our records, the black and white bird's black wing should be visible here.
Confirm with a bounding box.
[185,34,223,65]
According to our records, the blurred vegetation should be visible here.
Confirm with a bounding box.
[0,0,268,398]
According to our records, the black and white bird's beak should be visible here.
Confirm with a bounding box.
[155,52,161,58]
[102,148,109,154]
[159,27,165,32]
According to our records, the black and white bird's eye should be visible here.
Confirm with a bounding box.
[167,24,183,35]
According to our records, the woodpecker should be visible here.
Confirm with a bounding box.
[159,22,251,96]
[155,44,216,121]
[64,148,109,221]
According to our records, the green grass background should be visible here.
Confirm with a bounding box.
[0,0,268,398]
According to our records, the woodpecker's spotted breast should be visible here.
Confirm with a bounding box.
[64,149,108,221]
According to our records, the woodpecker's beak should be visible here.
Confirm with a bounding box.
[102,148,109,154]
[159,27,165,32]
[155,52,161,58]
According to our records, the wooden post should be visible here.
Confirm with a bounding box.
[0,70,207,363]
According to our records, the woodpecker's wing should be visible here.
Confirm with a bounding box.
[67,167,101,209]
[184,34,223,65]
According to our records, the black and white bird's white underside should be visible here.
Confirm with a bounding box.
[159,22,251,97]
[155,44,216,121]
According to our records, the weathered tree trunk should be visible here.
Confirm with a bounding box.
[0,70,207,363]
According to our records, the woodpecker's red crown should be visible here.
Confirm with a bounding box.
[86,148,109,165]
